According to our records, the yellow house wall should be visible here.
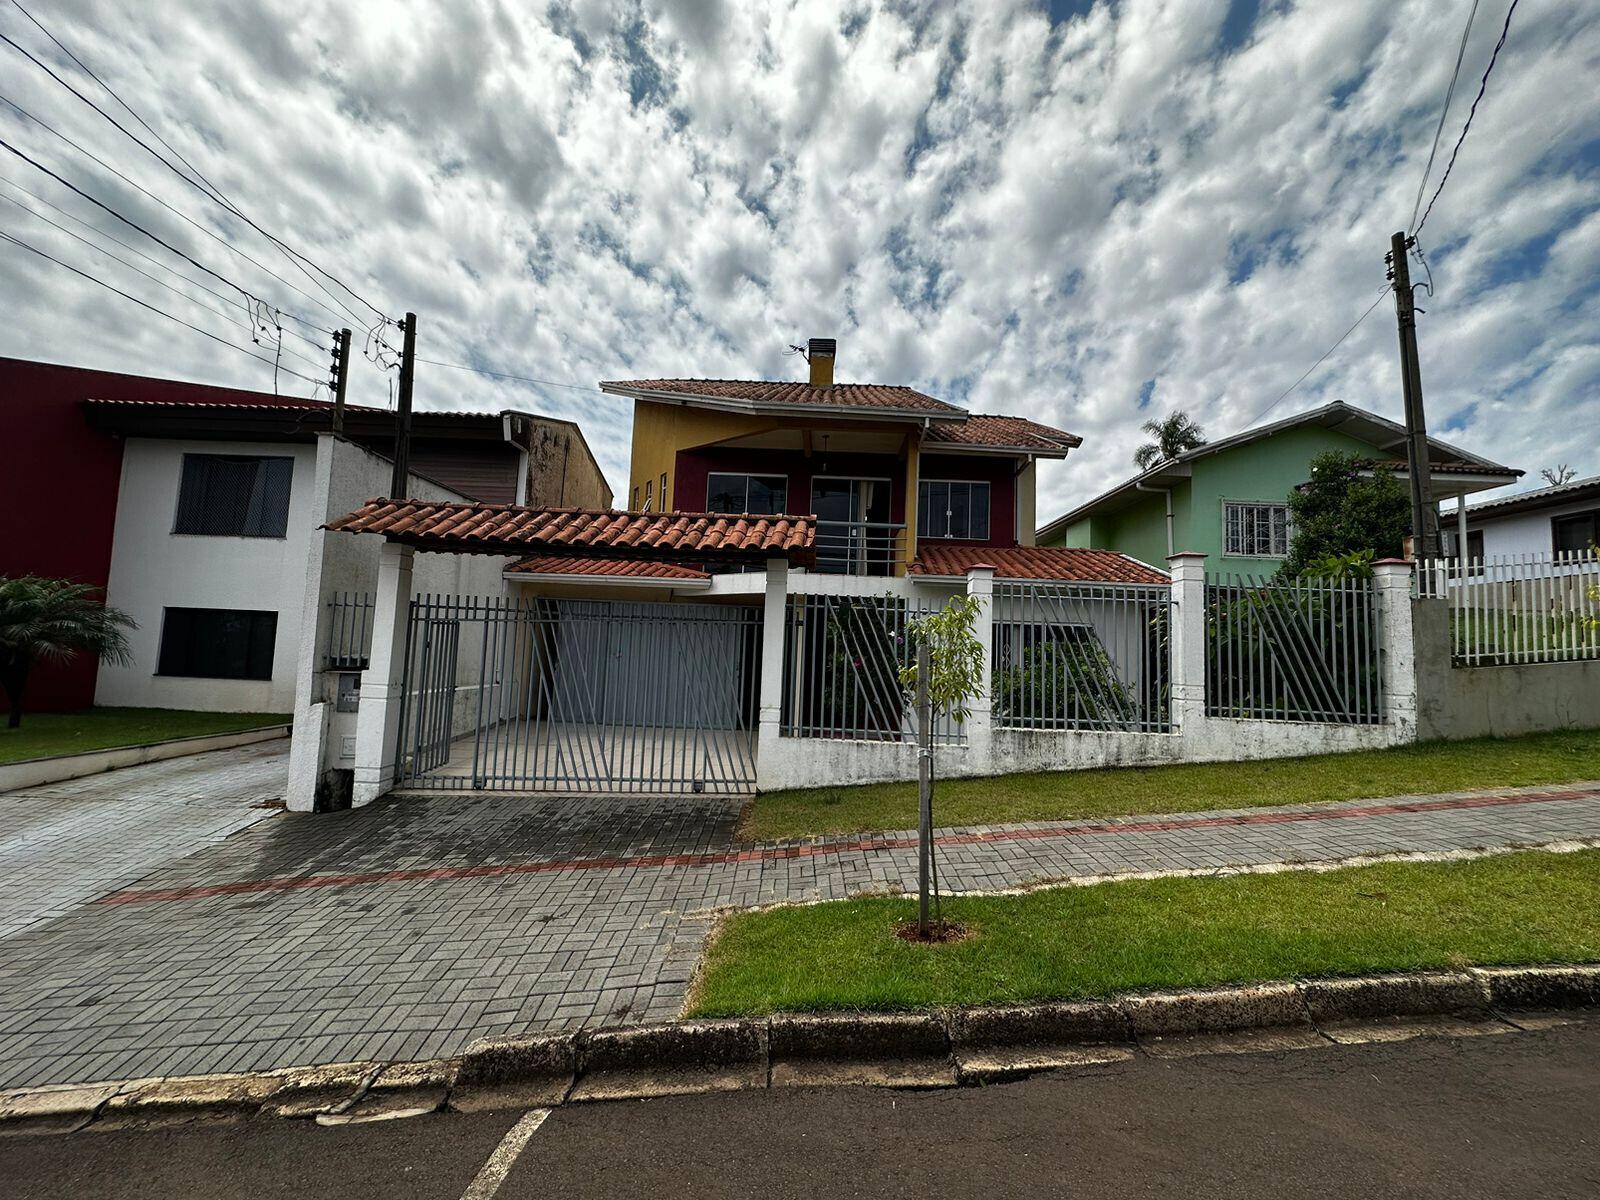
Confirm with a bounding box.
[628,401,798,511]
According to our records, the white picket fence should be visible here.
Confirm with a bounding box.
[1418,553,1600,667]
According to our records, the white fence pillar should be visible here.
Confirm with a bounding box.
[1373,558,1417,738]
[352,540,414,807]
[1167,551,1208,732]
[964,565,995,772]
[755,557,788,785]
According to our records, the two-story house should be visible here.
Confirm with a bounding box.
[598,338,1107,580]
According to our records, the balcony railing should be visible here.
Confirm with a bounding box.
[814,521,906,576]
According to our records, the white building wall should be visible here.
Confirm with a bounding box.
[1470,496,1600,558]
[95,438,319,713]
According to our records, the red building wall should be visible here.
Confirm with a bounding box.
[0,357,297,712]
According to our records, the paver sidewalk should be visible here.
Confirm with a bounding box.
[0,741,286,941]
[2,777,1598,1091]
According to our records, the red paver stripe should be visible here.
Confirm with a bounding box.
[95,786,1600,906]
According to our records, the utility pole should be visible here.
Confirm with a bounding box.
[1386,232,1438,559]
[390,312,417,499]
[329,328,351,437]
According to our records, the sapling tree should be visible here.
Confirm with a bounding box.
[899,594,985,938]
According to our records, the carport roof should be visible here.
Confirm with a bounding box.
[325,498,816,565]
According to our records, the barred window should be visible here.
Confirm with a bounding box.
[1224,501,1290,557]
[174,454,293,537]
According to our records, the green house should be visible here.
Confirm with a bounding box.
[1036,402,1521,576]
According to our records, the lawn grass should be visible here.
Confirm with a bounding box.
[741,728,1600,841]
[0,707,289,764]
[690,848,1600,1017]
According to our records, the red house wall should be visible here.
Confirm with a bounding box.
[0,357,297,712]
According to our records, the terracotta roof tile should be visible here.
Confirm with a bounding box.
[602,378,962,415]
[505,556,709,581]
[1362,458,1521,477]
[924,414,1081,454]
[909,544,1169,585]
[326,499,815,565]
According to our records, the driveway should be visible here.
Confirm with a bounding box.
[0,740,287,941]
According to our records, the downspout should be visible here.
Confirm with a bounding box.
[502,413,531,506]
[1136,479,1175,558]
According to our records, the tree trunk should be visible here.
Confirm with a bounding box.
[1,655,28,730]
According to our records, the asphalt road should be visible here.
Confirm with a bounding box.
[8,1019,1599,1199]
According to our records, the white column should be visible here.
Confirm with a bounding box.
[287,434,336,813]
[1166,551,1208,733]
[1372,558,1417,740]
[754,557,788,785]
[964,565,995,772]
[351,540,414,807]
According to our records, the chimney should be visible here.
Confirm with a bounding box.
[807,337,836,388]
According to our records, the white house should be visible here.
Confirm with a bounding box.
[1448,474,1600,560]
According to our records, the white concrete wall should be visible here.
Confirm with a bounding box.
[1470,497,1600,558]
[96,439,319,713]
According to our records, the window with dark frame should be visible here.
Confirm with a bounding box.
[918,480,991,540]
[706,472,787,515]
[644,478,653,512]
[157,608,278,680]
[659,472,668,511]
[174,454,293,538]
[1553,509,1600,555]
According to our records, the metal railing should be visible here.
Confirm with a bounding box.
[991,581,1172,733]
[813,521,907,576]
[1418,552,1600,666]
[1205,573,1383,724]
[324,591,375,669]
[395,594,763,793]
[781,592,962,743]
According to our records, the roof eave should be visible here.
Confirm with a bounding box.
[603,384,967,423]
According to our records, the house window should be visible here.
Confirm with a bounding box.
[631,485,639,510]
[1553,509,1600,555]
[174,454,293,537]
[1442,528,1484,561]
[1224,501,1290,557]
[706,473,787,515]
[643,478,654,512]
[919,480,990,540]
[157,608,278,680]
[659,472,668,511]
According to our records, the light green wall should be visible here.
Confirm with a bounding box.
[1044,425,1385,575]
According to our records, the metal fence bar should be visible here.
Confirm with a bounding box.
[1419,552,1600,667]
[1204,572,1382,724]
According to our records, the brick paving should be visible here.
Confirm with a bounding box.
[1,763,1597,1091]
[0,741,286,942]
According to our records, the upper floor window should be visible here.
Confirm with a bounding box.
[174,454,293,538]
[643,478,654,512]
[919,480,990,540]
[1553,509,1600,555]
[1224,501,1289,558]
[707,473,787,515]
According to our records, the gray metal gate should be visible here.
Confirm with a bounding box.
[394,594,762,793]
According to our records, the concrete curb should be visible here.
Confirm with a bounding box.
[0,724,289,794]
[3,963,1595,1135]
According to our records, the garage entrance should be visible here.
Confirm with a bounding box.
[394,595,762,794]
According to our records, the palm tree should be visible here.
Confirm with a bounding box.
[0,576,135,729]
[1134,411,1206,471]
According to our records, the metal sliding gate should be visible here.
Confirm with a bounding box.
[395,595,763,794]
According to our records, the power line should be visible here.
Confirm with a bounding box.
[0,94,341,334]
[1414,0,1521,238]
[0,11,390,323]
[1244,286,1393,428]
[415,356,608,395]
[1409,0,1480,233]
[0,174,327,352]
[0,225,323,385]
[0,192,330,373]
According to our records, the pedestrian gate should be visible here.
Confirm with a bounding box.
[394,595,762,794]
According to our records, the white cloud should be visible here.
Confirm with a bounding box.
[2,0,1596,509]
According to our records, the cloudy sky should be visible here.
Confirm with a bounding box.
[3,0,1597,515]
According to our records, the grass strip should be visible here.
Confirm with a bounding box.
[690,847,1600,1017]
[0,707,289,764]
